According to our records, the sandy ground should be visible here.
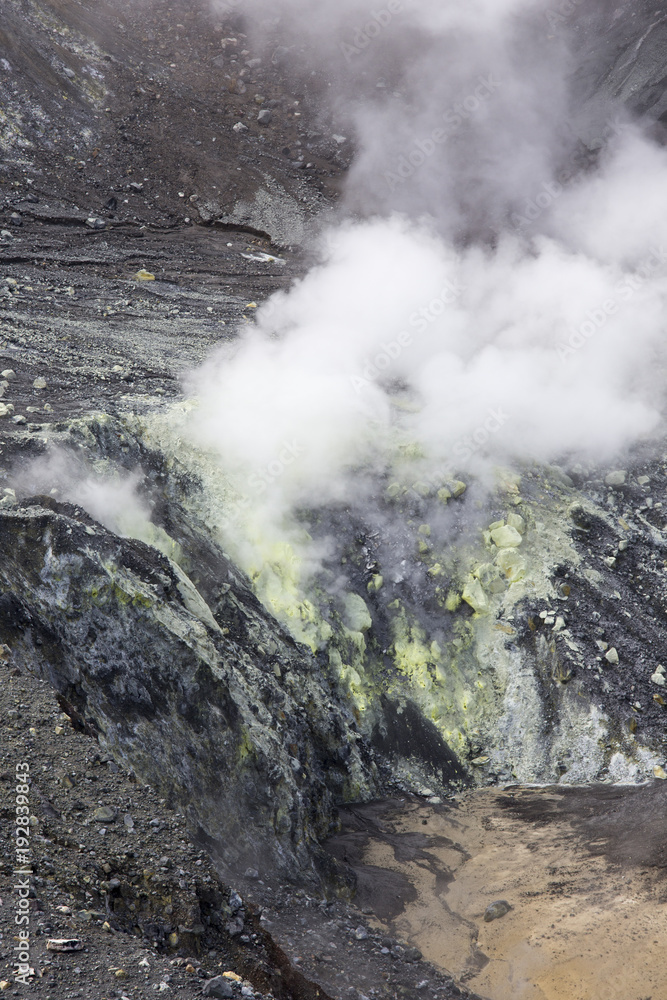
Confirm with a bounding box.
[334,789,667,1000]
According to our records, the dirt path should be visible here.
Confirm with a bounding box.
[329,789,667,1000]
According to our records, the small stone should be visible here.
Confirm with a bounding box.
[203,978,234,999]
[244,867,259,880]
[637,475,650,486]
[85,217,106,230]
[46,938,84,952]
[491,525,523,549]
[56,905,72,915]
[605,470,626,486]
[653,693,665,706]
[133,269,155,281]
[0,981,11,990]
[233,122,248,133]
[354,926,368,940]
[1,369,15,379]
[483,900,512,922]
[462,579,488,614]
[9,212,22,226]
[651,670,666,687]
[114,969,126,978]
[496,548,527,583]
[257,109,272,124]
[506,512,526,534]
[604,648,619,666]
[54,725,64,735]
[11,414,27,425]
[654,766,667,780]
[102,921,112,931]
[0,230,13,240]
[185,964,196,974]
[129,181,144,192]
[91,806,118,823]
[33,376,47,389]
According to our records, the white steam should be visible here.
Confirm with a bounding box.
[14,450,152,538]
[192,0,667,538]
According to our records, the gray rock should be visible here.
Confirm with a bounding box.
[203,977,234,999]
[91,806,118,823]
[9,212,22,226]
[483,899,512,922]
[225,916,244,937]
[354,926,368,940]
[257,109,272,125]
[85,217,106,230]
[605,470,627,487]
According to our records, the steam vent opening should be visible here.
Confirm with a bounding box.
[3,1,667,998]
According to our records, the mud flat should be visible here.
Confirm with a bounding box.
[328,785,667,1000]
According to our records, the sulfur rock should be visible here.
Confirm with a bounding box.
[491,525,523,549]
[462,579,488,614]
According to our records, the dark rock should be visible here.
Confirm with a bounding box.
[0,499,378,881]
[483,900,512,922]
[203,977,234,999]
